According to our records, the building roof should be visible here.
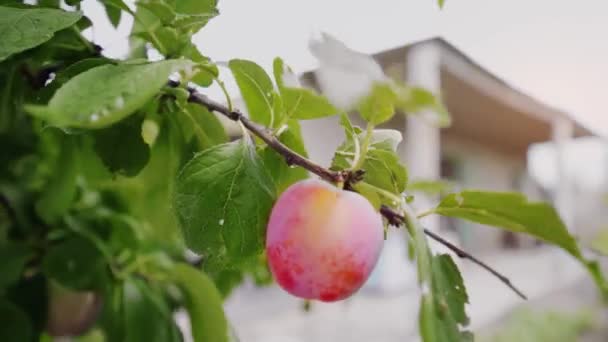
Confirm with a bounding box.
[302,36,592,157]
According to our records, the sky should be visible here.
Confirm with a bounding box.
[82,0,608,136]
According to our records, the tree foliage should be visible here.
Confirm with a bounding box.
[0,0,605,341]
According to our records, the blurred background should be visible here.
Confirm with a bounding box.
[81,0,608,340]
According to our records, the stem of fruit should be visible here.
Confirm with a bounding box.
[401,202,434,284]
[352,123,374,170]
[186,86,526,299]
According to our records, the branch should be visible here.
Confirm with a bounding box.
[381,205,527,299]
[186,87,526,300]
[187,89,346,184]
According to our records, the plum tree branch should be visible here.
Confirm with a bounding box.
[380,205,527,300]
[188,89,348,184]
[186,86,527,300]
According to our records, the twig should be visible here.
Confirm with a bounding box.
[187,89,346,184]
[186,86,526,300]
[381,205,527,300]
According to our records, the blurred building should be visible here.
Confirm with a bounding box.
[221,37,608,341]
[300,37,593,250]
[298,36,599,289]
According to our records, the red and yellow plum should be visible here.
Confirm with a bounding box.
[266,179,384,302]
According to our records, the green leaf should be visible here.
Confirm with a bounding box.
[0,63,21,132]
[419,295,438,342]
[107,215,142,253]
[358,83,398,125]
[332,129,408,195]
[35,133,79,223]
[229,59,275,127]
[53,58,114,86]
[75,328,105,342]
[44,28,88,51]
[172,263,229,342]
[138,2,176,24]
[243,252,273,286]
[282,88,338,120]
[93,115,150,177]
[42,236,108,290]
[102,1,122,28]
[181,103,228,150]
[431,254,468,325]
[98,280,125,340]
[436,192,608,300]
[362,149,408,194]
[272,57,288,89]
[438,0,446,8]
[208,269,244,299]
[407,179,454,196]
[123,278,182,342]
[435,191,580,257]
[590,229,608,256]
[352,182,382,210]
[174,0,218,16]
[259,120,309,193]
[102,0,133,15]
[188,54,218,87]
[273,57,337,121]
[0,243,29,291]
[172,0,218,33]
[395,86,451,127]
[0,6,82,62]
[26,59,192,129]
[154,26,185,55]
[338,112,359,141]
[420,254,471,342]
[0,299,32,342]
[174,139,276,267]
[104,113,186,246]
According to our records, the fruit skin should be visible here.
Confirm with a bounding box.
[266,179,384,302]
[46,282,102,337]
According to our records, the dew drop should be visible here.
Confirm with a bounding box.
[114,96,125,109]
[90,113,99,122]
[219,219,225,226]
[421,283,430,295]
[100,108,110,117]
[44,73,56,86]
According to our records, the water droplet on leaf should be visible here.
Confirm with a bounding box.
[114,96,125,109]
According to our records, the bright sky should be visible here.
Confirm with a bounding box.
[83,0,608,136]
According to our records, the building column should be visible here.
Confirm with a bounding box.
[552,116,575,232]
[550,116,578,281]
[404,43,443,241]
[364,43,444,293]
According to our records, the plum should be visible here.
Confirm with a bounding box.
[46,283,102,337]
[266,179,384,302]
